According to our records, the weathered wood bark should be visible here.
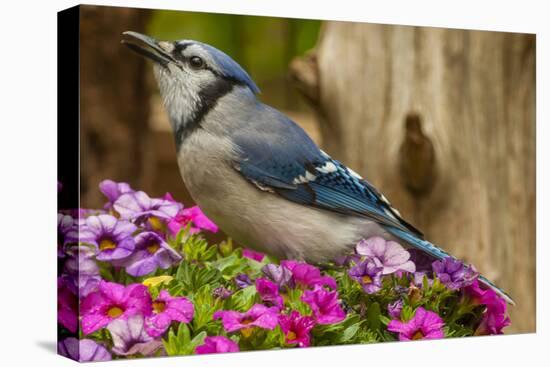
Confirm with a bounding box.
[79,5,153,207]
[291,22,535,333]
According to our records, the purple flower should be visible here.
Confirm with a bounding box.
[387,307,445,341]
[279,311,316,347]
[261,264,293,289]
[356,237,416,275]
[167,206,218,236]
[114,231,181,276]
[301,286,346,325]
[407,249,434,272]
[58,338,112,362]
[348,260,383,294]
[255,278,284,309]
[80,281,152,335]
[195,336,239,354]
[242,248,266,262]
[432,257,478,290]
[63,246,101,297]
[213,287,233,299]
[145,290,194,337]
[281,260,337,289]
[58,213,76,257]
[214,304,279,337]
[234,273,253,288]
[79,214,137,261]
[114,191,182,223]
[107,314,164,356]
[412,271,433,288]
[57,277,78,333]
[99,179,134,209]
[388,299,404,319]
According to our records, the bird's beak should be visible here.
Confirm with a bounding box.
[121,31,175,67]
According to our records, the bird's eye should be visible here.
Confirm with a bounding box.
[189,56,204,69]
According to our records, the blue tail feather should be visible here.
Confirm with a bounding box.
[386,227,515,305]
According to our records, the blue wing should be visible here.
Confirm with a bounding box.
[231,106,422,237]
[231,108,514,304]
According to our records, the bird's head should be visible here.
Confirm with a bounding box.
[122,31,260,144]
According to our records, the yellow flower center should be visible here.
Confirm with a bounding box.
[287,331,297,341]
[362,275,373,284]
[152,301,166,314]
[148,216,164,231]
[107,306,124,318]
[411,330,424,340]
[99,238,117,251]
[147,242,160,254]
[241,327,254,338]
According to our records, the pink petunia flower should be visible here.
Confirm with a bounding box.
[464,280,511,335]
[213,304,279,337]
[281,260,337,289]
[195,336,240,354]
[242,248,265,262]
[278,311,316,347]
[387,307,445,341]
[58,277,78,333]
[255,278,284,309]
[167,206,218,236]
[80,281,152,335]
[356,237,416,275]
[145,290,194,337]
[301,285,346,325]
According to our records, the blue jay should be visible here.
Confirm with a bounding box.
[122,31,513,304]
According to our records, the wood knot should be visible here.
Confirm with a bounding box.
[399,113,437,197]
[289,52,319,105]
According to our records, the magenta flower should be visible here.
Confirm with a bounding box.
[107,314,164,356]
[80,281,152,335]
[356,237,416,275]
[57,277,78,333]
[255,278,284,309]
[145,290,194,337]
[195,336,240,354]
[475,295,511,335]
[114,191,182,223]
[387,307,445,341]
[464,280,510,335]
[79,214,137,261]
[432,257,478,290]
[278,311,316,347]
[214,304,279,336]
[388,299,404,319]
[281,260,337,289]
[58,338,112,362]
[262,264,293,289]
[167,206,218,235]
[114,231,182,276]
[301,286,346,325]
[99,179,134,209]
[242,248,266,262]
[348,260,383,294]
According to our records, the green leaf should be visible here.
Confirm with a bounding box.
[366,302,381,331]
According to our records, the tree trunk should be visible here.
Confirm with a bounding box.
[79,5,153,207]
[291,22,535,333]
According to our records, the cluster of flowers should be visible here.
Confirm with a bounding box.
[57,180,511,361]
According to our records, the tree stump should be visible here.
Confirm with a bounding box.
[290,22,535,333]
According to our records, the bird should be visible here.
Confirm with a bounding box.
[121,31,513,304]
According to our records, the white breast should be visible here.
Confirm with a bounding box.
[176,130,390,263]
